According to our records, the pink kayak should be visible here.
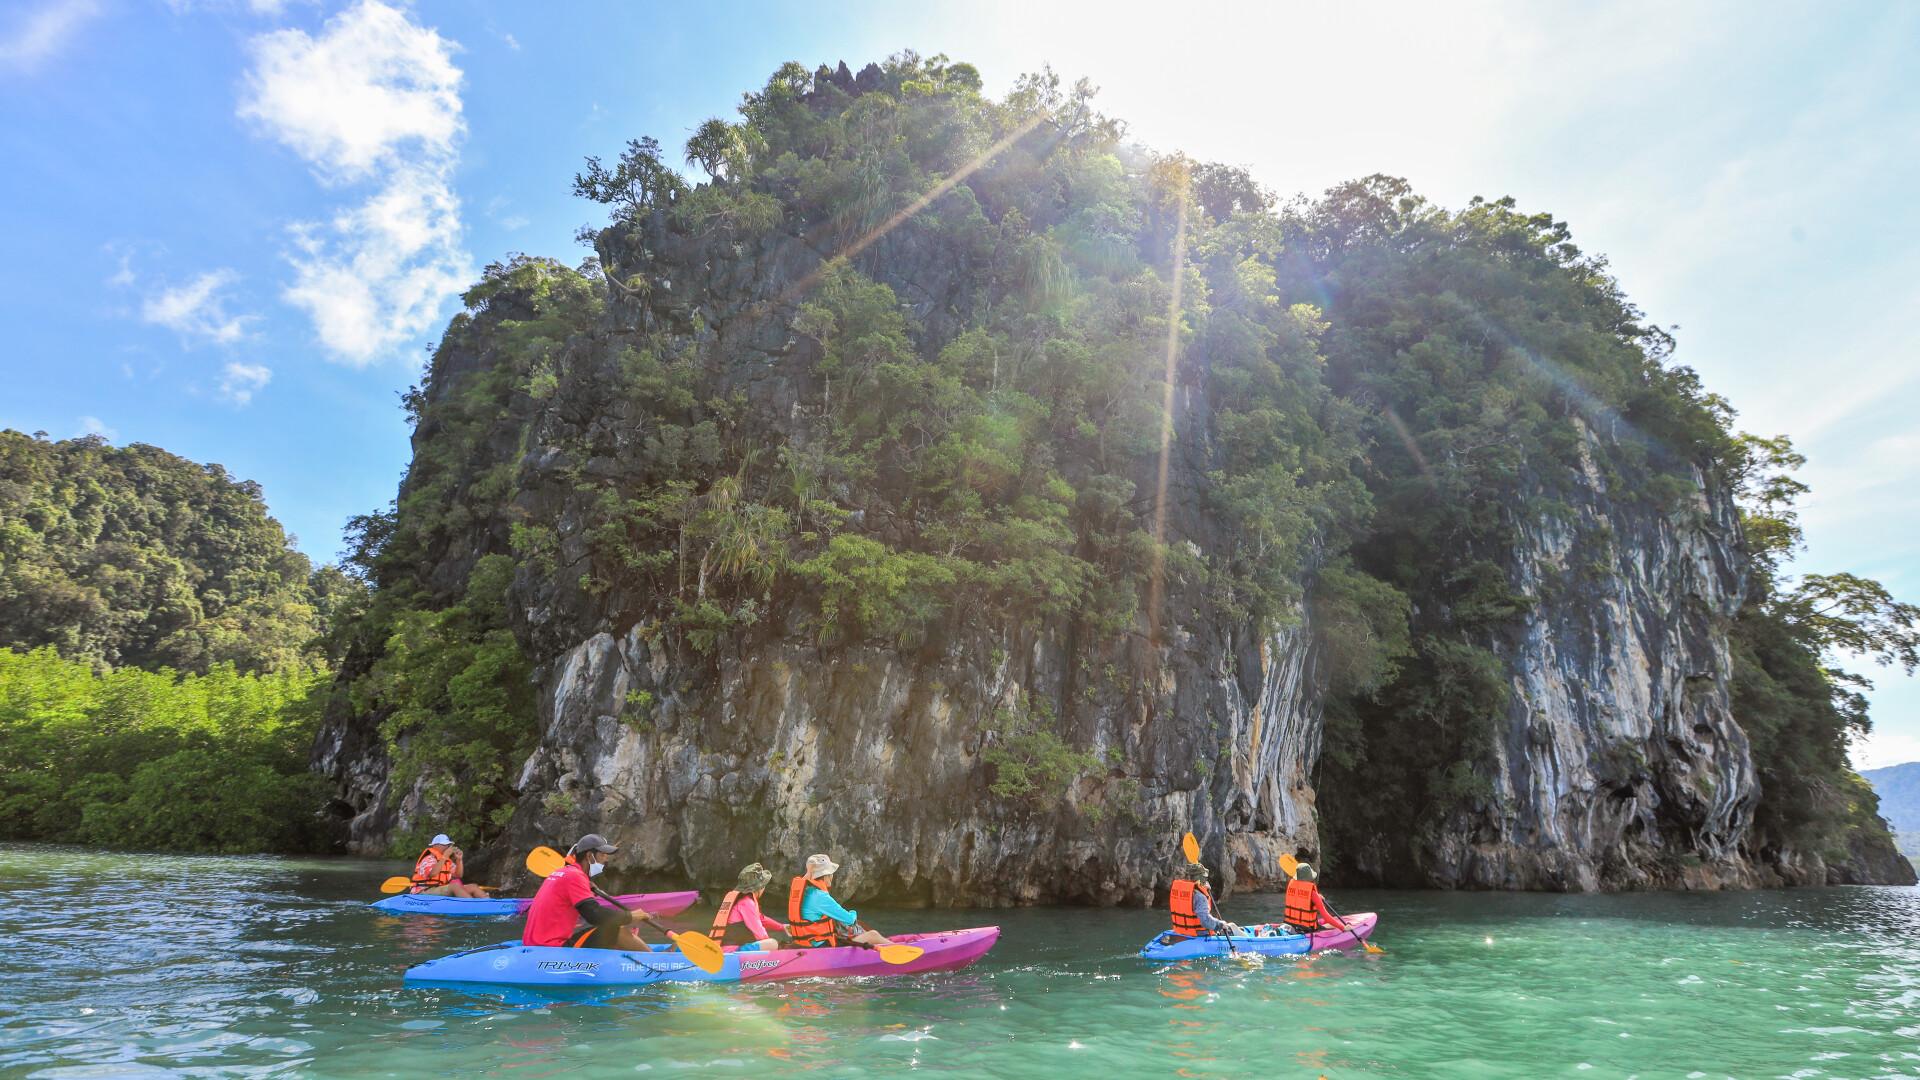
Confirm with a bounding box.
[728,926,1002,981]
[371,889,699,918]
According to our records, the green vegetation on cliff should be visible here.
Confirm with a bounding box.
[327,257,600,853]
[325,53,1913,877]
[1297,180,1740,872]
[1726,435,1918,862]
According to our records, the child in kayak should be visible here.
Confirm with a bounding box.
[787,854,897,949]
[708,863,789,950]
[409,834,488,898]
[523,833,656,949]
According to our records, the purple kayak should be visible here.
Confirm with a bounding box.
[371,890,699,919]
[730,926,1001,982]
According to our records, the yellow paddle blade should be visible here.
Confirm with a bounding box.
[1279,853,1299,878]
[1182,832,1200,863]
[525,846,566,878]
[669,931,725,974]
[380,876,412,894]
[1361,939,1385,954]
[877,944,924,965]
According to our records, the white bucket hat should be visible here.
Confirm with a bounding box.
[805,853,840,879]
[430,834,453,846]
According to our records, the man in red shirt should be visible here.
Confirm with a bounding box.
[522,834,654,949]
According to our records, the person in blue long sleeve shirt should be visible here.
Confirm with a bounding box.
[1188,878,1239,936]
[792,853,896,948]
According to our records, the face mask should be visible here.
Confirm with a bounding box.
[588,861,604,877]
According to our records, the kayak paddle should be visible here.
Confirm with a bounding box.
[1279,853,1381,954]
[852,921,924,964]
[525,845,569,877]
[522,846,725,974]
[376,876,495,891]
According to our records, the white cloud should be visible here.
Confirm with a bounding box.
[216,361,273,405]
[239,0,471,364]
[142,270,253,346]
[486,195,529,230]
[0,0,100,74]
[105,253,135,288]
[75,416,115,440]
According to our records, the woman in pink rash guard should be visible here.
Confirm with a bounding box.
[708,863,789,950]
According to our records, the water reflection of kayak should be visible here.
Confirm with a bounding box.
[1138,913,1379,960]
[403,927,1001,987]
[369,890,699,918]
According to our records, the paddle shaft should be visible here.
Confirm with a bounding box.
[590,882,670,937]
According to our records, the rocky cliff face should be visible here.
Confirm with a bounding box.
[489,215,1324,905]
[313,60,1910,898]
[1420,430,1762,890]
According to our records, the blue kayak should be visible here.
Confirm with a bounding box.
[1139,913,1378,960]
[369,889,697,919]
[404,939,750,987]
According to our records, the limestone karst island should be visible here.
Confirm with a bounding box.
[5,13,1919,1078]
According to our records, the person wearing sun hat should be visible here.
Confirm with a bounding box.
[407,833,488,898]
[785,853,895,949]
[1168,860,1241,938]
[707,862,789,950]
[1283,861,1348,935]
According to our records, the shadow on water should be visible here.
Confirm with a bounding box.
[6,842,1920,1079]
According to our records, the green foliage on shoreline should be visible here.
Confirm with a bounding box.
[0,647,330,853]
[0,430,353,676]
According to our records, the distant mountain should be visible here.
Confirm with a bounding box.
[1862,763,1920,833]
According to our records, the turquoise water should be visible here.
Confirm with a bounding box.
[4,845,1920,1078]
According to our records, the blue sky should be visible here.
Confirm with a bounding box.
[3,0,1916,761]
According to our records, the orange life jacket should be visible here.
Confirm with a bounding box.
[1169,879,1212,937]
[1284,878,1321,930]
[408,845,455,892]
[709,890,741,943]
[787,876,840,948]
